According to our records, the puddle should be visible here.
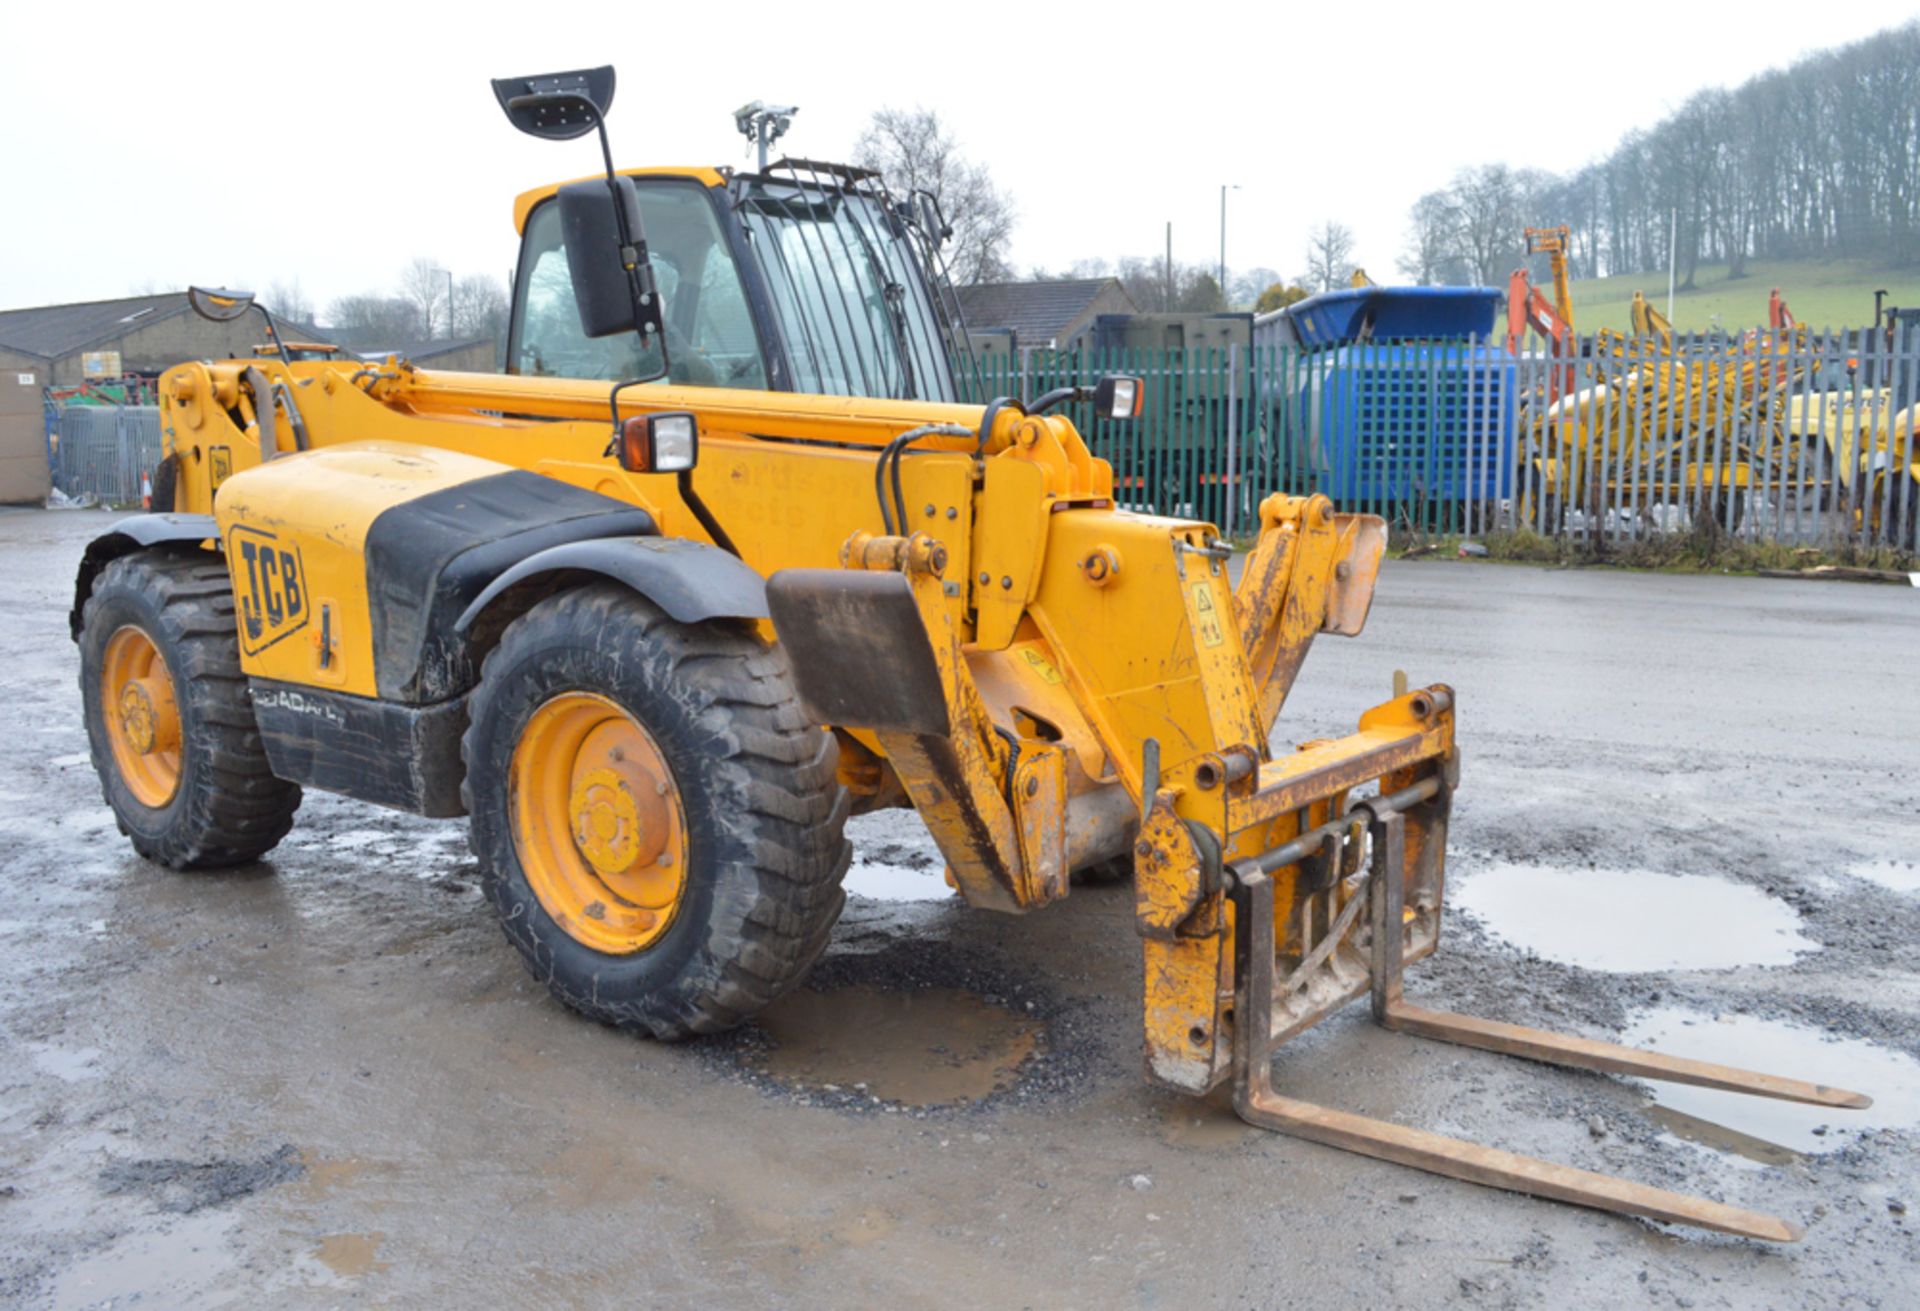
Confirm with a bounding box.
[296,1153,369,1198]
[1452,863,1814,971]
[1642,1105,1802,1167]
[1622,1007,1920,1158]
[843,814,952,902]
[326,829,396,851]
[315,1232,389,1278]
[1852,860,1920,895]
[51,1209,239,1309]
[842,859,954,902]
[1156,1089,1258,1151]
[749,985,1041,1105]
[31,1045,104,1083]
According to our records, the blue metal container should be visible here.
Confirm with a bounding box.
[1281,287,1505,349]
[1305,343,1518,504]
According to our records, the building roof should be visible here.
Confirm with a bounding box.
[0,292,335,363]
[0,293,192,361]
[955,278,1137,348]
[351,337,495,364]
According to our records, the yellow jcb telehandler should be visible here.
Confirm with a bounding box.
[72,67,1866,1241]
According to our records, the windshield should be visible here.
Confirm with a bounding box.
[738,174,955,402]
[514,179,767,389]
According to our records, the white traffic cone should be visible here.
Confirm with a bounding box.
[140,469,152,510]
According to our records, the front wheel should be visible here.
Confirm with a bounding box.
[77,550,302,868]
[462,584,851,1038]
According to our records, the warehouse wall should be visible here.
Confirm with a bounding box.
[0,347,49,503]
[47,312,299,385]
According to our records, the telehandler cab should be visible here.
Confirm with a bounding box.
[72,66,1866,1241]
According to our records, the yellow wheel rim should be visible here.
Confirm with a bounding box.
[101,625,183,809]
[509,692,688,955]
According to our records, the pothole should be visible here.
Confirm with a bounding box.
[842,861,954,903]
[746,985,1042,1106]
[1851,860,1920,895]
[1451,863,1814,971]
[1621,1007,1920,1160]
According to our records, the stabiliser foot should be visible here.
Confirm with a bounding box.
[1227,808,1868,1242]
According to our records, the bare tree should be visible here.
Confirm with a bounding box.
[325,294,419,347]
[1449,165,1527,285]
[1230,266,1282,307]
[1304,221,1357,292]
[266,279,314,325]
[1177,273,1227,313]
[452,273,510,340]
[397,256,451,338]
[854,108,1016,285]
[1397,193,1461,284]
[1408,21,1920,286]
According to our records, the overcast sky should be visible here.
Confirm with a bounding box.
[5,1,1917,315]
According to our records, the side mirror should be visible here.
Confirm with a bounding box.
[1093,374,1144,421]
[491,67,616,140]
[187,285,294,368]
[617,412,699,474]
[188,286,256,323]
[558,176,665,341]
[914,190,952,245]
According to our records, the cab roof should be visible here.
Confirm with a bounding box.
[511,166,727,235]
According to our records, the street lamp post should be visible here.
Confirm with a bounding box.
[433,266,454,339]
[1219,184,1240,306]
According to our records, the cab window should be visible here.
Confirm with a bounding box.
[514,179,767,389]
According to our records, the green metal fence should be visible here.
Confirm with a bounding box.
[953,332,1920,553]
[956,343,1518,540]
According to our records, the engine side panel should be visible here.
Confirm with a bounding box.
[362,474,655,702]
[215,442,660,702]
[214,442,519,697]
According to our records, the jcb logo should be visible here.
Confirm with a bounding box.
[227,524,308,656]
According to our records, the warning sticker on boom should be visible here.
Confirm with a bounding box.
[1190,582,1226,648]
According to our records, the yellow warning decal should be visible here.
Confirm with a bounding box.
[1191,582,1226,648]
[1018,646,1064,684]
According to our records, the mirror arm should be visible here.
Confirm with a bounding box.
[678,470,740,559]
[586,112,669,383]
[255,303,294,371]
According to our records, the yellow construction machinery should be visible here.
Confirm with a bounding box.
[71,68,1868,1240]
[1509,235,1816,532]
[1778,291,1920,545]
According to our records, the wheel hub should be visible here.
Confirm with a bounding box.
[100,625,182,808]
[510,692,688,955]
[569,766,657,876]
[118,676,177,755]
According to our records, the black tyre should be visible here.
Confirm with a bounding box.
[462,583,850,1038]
[78,550,302,868]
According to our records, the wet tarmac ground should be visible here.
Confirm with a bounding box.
[3,506,1919,1308]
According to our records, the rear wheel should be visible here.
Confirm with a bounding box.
[78,550,302,868]
[462,583,850,1038]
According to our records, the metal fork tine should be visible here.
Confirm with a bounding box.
[1377,1003,1872,1110]
[1231,854,1814,1243]
[1235,1085,1804,1242]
